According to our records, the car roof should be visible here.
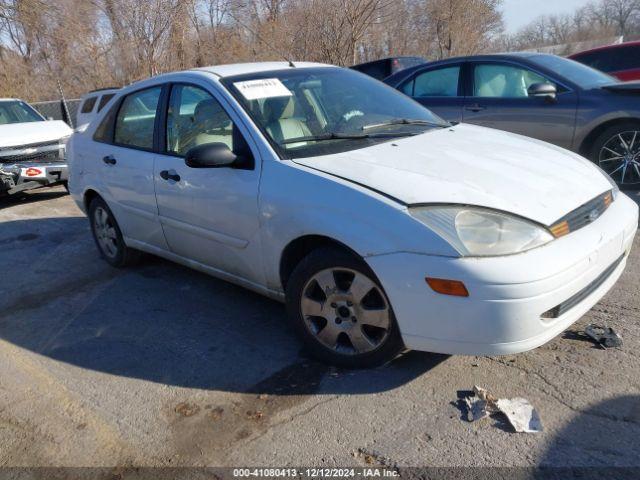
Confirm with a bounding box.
[0,98,21,102]
[85,88,120,95]
[191,61,333,78]
[120,61,340,94]
[569,40,640,57]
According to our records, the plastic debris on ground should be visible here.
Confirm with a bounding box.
[461,385,543,433]
[585,323,623,348]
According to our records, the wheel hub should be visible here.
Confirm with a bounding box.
[599,130,640,185]
[300,267,391,355]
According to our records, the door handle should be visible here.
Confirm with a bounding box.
[159,169,181,182]
[465,104,486,112]
[102,155,117,165]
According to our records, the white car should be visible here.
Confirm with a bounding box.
[76,88,119,131]
[68,62,638,367]
[1,98,72,196]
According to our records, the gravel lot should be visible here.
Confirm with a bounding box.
[1,186,639,469]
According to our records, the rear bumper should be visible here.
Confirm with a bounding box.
[367,193,639,355]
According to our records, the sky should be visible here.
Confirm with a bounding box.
[502,0,591,33]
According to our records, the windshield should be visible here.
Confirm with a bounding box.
[222,67,448,159]
[0,100,44,125]
[529,55,616,89]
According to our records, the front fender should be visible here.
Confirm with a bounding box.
[258,159,458,291]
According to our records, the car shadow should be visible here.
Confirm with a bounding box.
[538,395,640,474]
[0,216,448,396]
[0,186,68,209]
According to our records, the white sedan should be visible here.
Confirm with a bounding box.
[68,62,638,367]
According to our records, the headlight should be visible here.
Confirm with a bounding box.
[58,134,71,160]
[58,134,72,147]
[409,206,554,256]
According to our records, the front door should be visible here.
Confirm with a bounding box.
[463,61,578,149]
[153,83,263,284]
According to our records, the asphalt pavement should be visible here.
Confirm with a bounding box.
[0,186,639,470]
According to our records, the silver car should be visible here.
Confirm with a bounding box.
[384,53,640,186]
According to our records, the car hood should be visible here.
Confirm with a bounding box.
[0,120,72,148]
[292,124,611,226]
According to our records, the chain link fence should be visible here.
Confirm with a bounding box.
[30,99,82,128]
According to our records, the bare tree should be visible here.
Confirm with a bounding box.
[427,0,503,59]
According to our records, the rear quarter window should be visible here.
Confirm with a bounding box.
[80,97,97,113]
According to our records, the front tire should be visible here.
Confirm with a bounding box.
[285,247,403,368]
[89,197,140,267]
[590,122,640,187]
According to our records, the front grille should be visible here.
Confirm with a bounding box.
[541,254,625,319]
[0,149,62,164]
[0,140,60,152]
[549,191,613,238]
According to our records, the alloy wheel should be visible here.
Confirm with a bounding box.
[599,130,640,185]
[93,206,119,259]
[300,268,391,355]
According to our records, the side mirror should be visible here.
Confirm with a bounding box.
[527,82,557,100]
[47,116,54,121]
[185,143,237,168]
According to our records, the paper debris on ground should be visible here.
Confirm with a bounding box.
[461,385,543,433]
[585,324,623,348]
[496,397,543,433]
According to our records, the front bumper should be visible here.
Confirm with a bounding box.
[0,162,68,194]
[367,193,639,356]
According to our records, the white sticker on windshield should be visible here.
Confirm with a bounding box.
[234,78,293,100]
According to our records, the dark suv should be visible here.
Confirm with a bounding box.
[350,56,426,81]
[569,41,640,82]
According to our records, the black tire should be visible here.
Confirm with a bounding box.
[589,122,640,187]
[62,181,70,193]
[88,196,140,267]
[285,247,404,368]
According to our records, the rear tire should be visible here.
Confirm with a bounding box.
[89,197,140,267]
[589,122,640,187]
[285,247,403,368]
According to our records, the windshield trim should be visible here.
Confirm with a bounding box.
[220,67,441,160]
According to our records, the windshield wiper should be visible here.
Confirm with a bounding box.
[361,118,449,131]
[279,131,416,145]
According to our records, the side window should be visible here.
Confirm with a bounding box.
[572,51,603,70]
[114,87,161,150]
[407,66,461,97]
[80,97,97,113]
[166,85,236,157]
[97,93,115,112]
[473,64,555,98]
[593,46,640,72]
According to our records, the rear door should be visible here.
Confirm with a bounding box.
[397,62,465,123]
[92,85,168,249]
[462,61,578,149]
[153,82,263,284]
